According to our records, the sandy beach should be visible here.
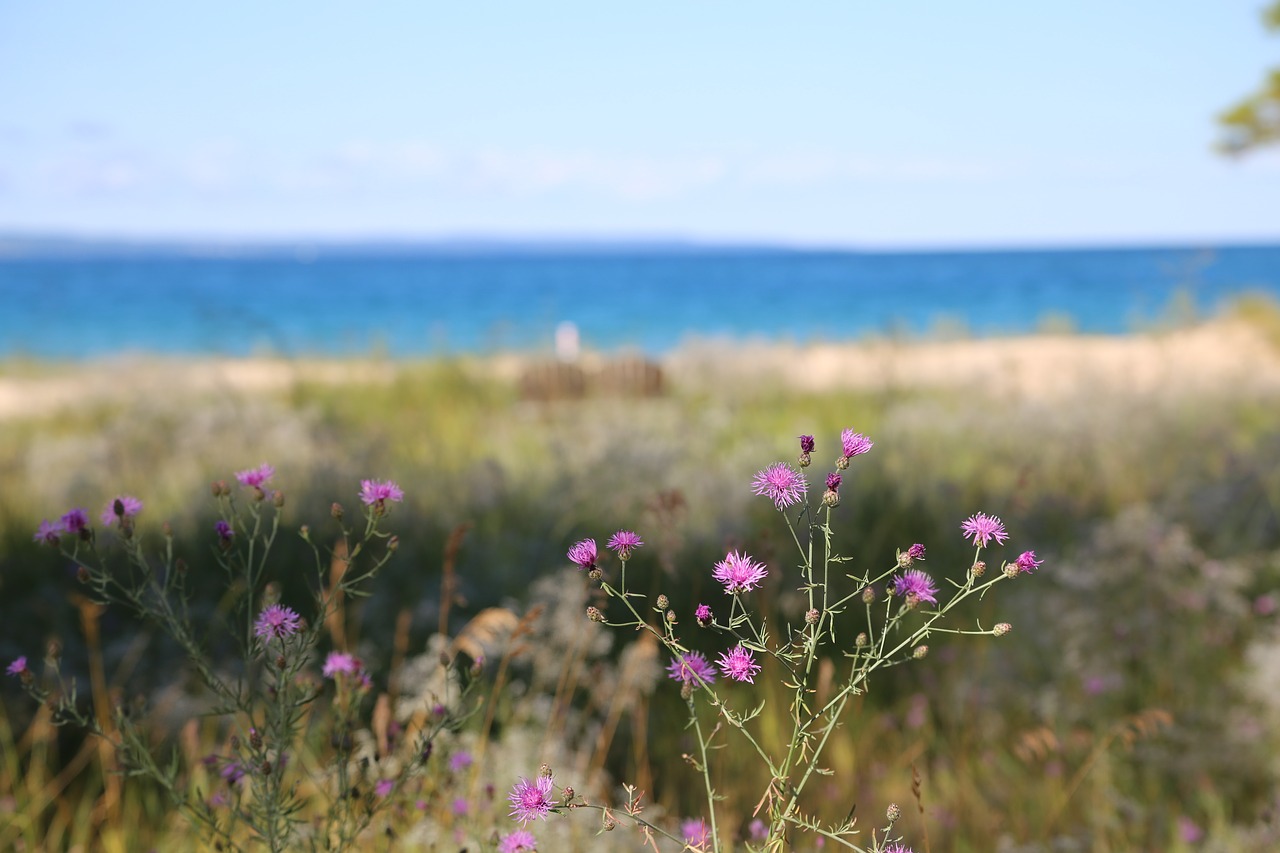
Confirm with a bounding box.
[1,318,1277,423]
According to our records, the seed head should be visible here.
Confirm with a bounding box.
[886,802,901,822]
[586,606,605,623]
[993,622,1012,637]
[913,645,929,659]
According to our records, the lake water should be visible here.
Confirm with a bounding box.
[1,244,1278,359]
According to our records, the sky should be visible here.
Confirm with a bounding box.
[1,1,1278,248]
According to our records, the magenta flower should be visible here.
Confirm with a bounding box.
[717,644,762,683]
[60,508,89,535]
[826,472,841,491]
[100,495,143,526]
[682,818,711,850]
[6,657,28,678]
[713,550,767,595]
[220,761,247,785]
[694,603,712,625]
[799,435,815,454]
[840,429,873,459]
[450,750,473,772]
[567,538,598,571]
[751,462,808,510]
[375,779,395,798]
[451,796,470,816]
[907,543,926,561]
[254,604,302,640]
[606,530,643,559]
[666,651,716,686]
[214,520,234,543]
[883,845,915,853]
[961,512,1009,548]
[508,774,556,824]
[33,519,63,546]
[322,651,361,678]
[499,830,539,853]
[235,463,275,488]
[360,478,404,506]
[892,569,939,606]
[1014,550,1043,574]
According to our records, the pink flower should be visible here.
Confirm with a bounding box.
[214,520,234,543]
[60,508,89,535]
[666,652,716,686]
[1013,550,1043,574]
[359,479,404,506]
[606,530,643,559]
[33,519,63,546]
[799,435,815,454]
[499,830,539,853]
[6,656,29,678]
[450,750,473,772]
[892,569,938,607]
[840,429,873,459]
[682,818,711,850]
[907,543,926,561]
[100,495,143,527]
[694,603,712,626]
[254,604,302,640]
[235,463,275,488]
[961,512,1008,548]
[322,651,361,678]
[751,462,807,510]
[567,538,598,571]
[508,774,556,824]
[717,644,762,683]
[713,550,767,595]
[883,845,914,853]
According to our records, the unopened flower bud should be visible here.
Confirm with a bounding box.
[249,728,263,750]
[252,486,265,503]
[1003,562,1019,579]
[971,560,986,577]
[331,502,344,520]
[822,489,840,508]
[212,480,226,497]
[681,681,694,700]
[387,535,399,552]
[655,595,670,611]
[604,816,617,831]
[77,566,90,584]
[19,669,33,686]
[799,451,812,468]
[562,786,575,802]
[993,622,1012,637]
[272,490,285,508]
[588,568,603,582]
[586,606,605,623]
[470,656,485,677]
[276,654,287,670]
[665,610,678,624]
[805,608,820,625]
[861,586,876,604]
[260,760,272,775]
[835,455,850,470]
[855,632,868,648]
[538,763,552,779]
[886,803,901,822]
[299,525,310,541]
[913,645,929,659]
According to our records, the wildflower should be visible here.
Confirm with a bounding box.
[6,656,29,678]
[682,818,711,850]
[666,651,716,686]
[717,644,762,683]
[749,818,768,840]
[826,472,841,492]
[961,512,1008,548]
[606,530,643,560]
[450,750,473,772]
[220,761,246,785]
[214,520,234,543]
[892,569,938,607]
[886,803,901,822]
[100,495,143,527]
[993,622,1012,637]
[451,796,469,816]
[751,462,807,510]
[359,478,404,507]
[374,778,394,798]
[34,519,63,546]
[508,774,556,824]
[567,538,598,571]
[235,463,274,488]
[695,603,712,626]
[798,434,815,467]
[713,550,768,595]
[1013,550,1043,574]
[322,651,361,678]
[907,543,926,561]
[60,508,89,535]
[822,471,841,507]
[499,830,539,853]
[254,604,302,641]
[883,844,914,853]
[839,429,873,465]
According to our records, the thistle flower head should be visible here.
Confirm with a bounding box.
[840,429,873,459]
[825,472,841,491]
[499,830,539,853]
[666,651,716,686]
[360,479,404,506]
[214,520,234,543]
[751,462,807,510]
[100,495,143,527]
[694,603,712,625]
[799,435,815,454]
[892,569,939,607]
[717,644,762,683]
[60,508,89,534]
[606,530,643,559]
[235,463,275,488]
[712,550,768,595]
[322,651,361,678]
[681,818,711,850]
[34,519,63,546]
[961,512,1008,548]
[6,656,29,677]
[508,774,556,824]
[1014,550,1043,573]
[567,538,598,570]
[254,604,302,641]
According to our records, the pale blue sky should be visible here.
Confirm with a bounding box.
[1,1,1277,247]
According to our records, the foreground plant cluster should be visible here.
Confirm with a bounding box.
[4,428,1047,852]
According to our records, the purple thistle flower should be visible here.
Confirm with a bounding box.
[1014,550,1043,574]
[451,796,470,816]
[450,750,473,772]
[666,651,716,686]
[892,569,939,606]
[682,818,711,850]
[322,651,361,678]
[717,644,762,683]
[60,508,89,535]
[235,463,275,488]
[826,472,841,491]
[751,462,807,510]
[694,603,712,625]
[606,530,643,559]
[34,519,63,546]
[359,478,404,506]
[907,543,926,561]
[508,774,556,824]
[215,520,234,543]
[220,760,246,785]
[254,604,302,641]
[713,550,768,595]
[799,435,815,454]
[883,845,914,853]
[375,778,395,798]
[499,830,539,853]
[961,512,1009,548]
[100,495,143,527]
[6,656,29,678]
[567,538,598,571]
[840,429,873,459]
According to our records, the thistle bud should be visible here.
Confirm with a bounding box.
[886,803,901,822]
[681,681,694,701]
[387,535,399,552]
[176,558,188,575]
[249,728,263,750]
[913,645,929,659]
[212,480,227,497]
[230,735,240,750]
[1003,562,1019,579]
[272,490,285,508]
[655,595,670,611]
[835,455,850,470]
[77,566,90,584]
[855,632,868,648]
[470,656,485,677]
[993,622,1012,637]
[252,486,265,503]
[805,608,820,625]
[562,786,575,802]
[971,560,986,577]
[822,489,840,508]
[665,610,678,625]
[588,568,603,582]
[538,763,553,779]
[861,586,876,604]
[586,606,605,623]
[276,654,287,670]
[331,502,344,520]
[299,525,310,541]
[260,760,272,776]
[47,639,62,661]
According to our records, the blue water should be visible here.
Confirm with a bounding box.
[1,244,1278,359]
